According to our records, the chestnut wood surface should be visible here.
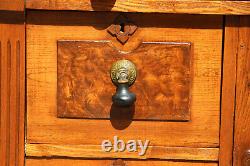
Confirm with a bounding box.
[26,12,222,161]
[218,16,239,166]
[26,159,218,166]
[26,0,250,15]
[0,0,24,11]
[233,16,250,166]
[0,0,248,165]
[26,144,219,161]
[57,41,192,121]
[0,12,25,166]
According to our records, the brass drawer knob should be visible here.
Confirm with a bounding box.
[110,59,137,106]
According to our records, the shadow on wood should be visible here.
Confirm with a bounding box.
[110,104,135,130]
[90,0,116,11]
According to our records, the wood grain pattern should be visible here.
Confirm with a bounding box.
[27,12,222,157]
[57,41,192,121]
[26,144,219,161]
[218,16,238,166]
[25,0,250,15]
[0,0,24,11]
[233,16,250,166]
[26,159,218,166]
[0,22,25,166]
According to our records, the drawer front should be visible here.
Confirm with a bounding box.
[26,159,218,166]
[27,11,222,160]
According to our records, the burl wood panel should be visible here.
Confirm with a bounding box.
[27,12,222,155]
[57,41,192,121]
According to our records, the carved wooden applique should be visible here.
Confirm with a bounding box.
[57,41,192,121]
[107,15,137,44]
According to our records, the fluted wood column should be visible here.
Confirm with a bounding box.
[0,2,25,165]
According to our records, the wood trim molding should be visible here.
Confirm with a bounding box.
[0,11,25,166]
[26,144,219,161]
[26,0,250,15]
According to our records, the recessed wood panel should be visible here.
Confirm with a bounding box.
[57,41,192,121]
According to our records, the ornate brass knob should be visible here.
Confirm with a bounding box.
[110,60,137,106]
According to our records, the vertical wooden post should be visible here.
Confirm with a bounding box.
[220,15,250,166]
[233,16,250,166]
[219,16,238,166]
[0,1,25,165]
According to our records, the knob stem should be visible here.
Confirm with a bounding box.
[112,83,136,106]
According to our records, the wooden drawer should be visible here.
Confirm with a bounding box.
[26,11,222,161]
[26,159,218,166]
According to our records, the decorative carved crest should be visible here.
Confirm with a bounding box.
[107,15,137,44]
